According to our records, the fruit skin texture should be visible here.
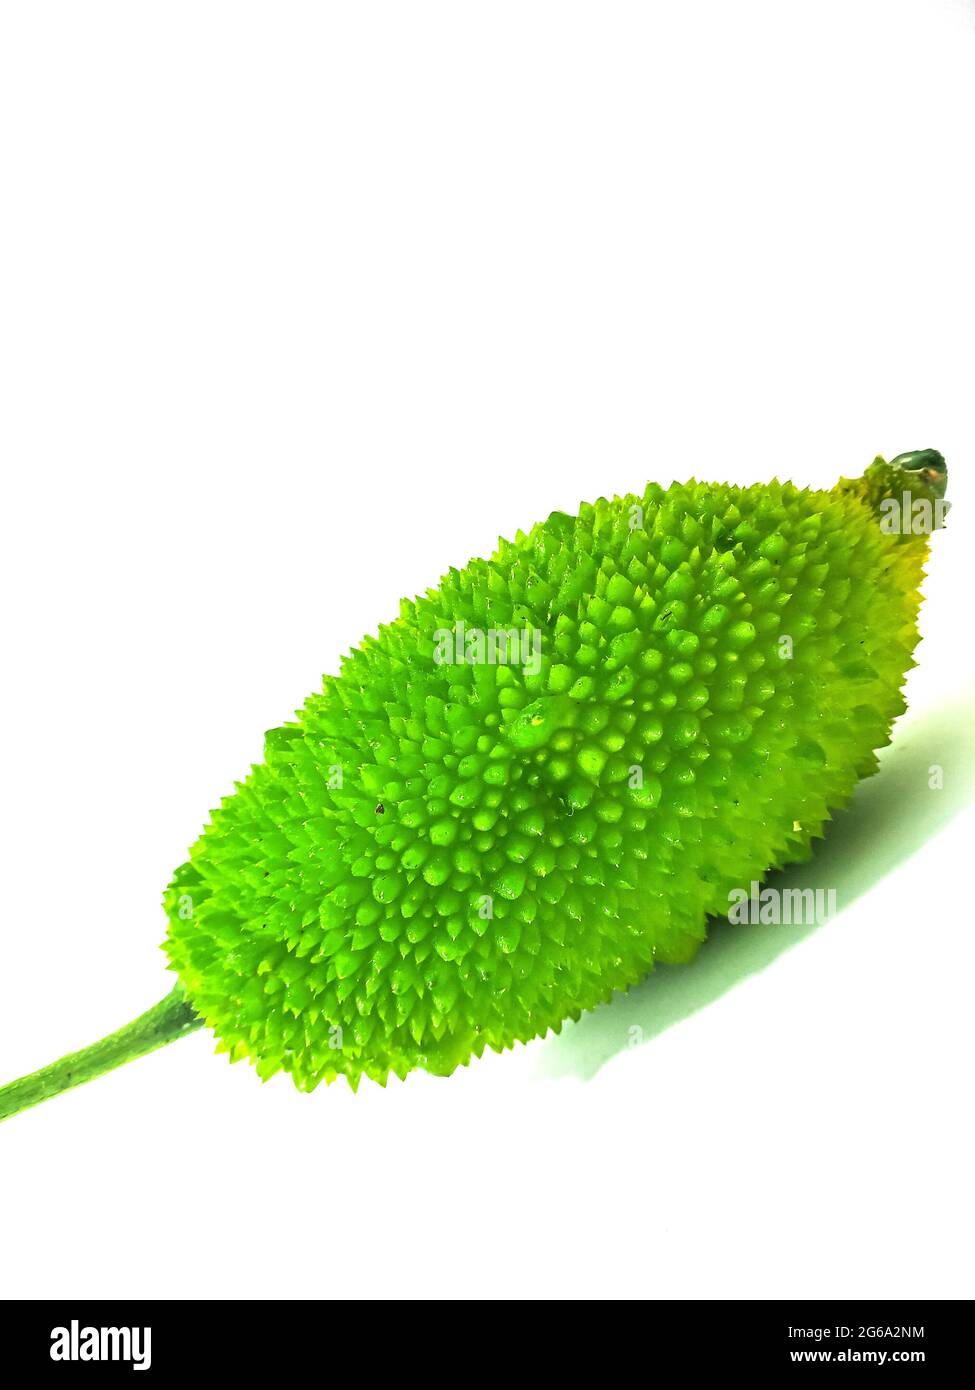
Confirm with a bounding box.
[164,460,935,1090]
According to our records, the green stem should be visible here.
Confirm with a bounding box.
[834,448,948,533]
[0,985,203,1124]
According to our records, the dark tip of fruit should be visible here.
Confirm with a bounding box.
[890,449,948,499]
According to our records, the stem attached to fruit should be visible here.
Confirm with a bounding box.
[889,449,948,499]
[0,985,203,1124]
[834,448,948,531]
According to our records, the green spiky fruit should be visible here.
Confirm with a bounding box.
[162,452,945,1091]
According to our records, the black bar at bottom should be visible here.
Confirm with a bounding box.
[0,1298,968,1376]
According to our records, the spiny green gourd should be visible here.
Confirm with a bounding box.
[0,450,948,1119]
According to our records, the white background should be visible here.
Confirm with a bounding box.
[1,0,973,1300]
